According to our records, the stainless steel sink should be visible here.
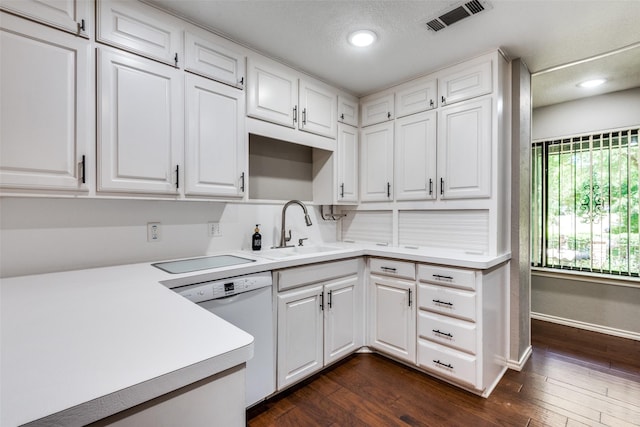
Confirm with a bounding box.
[257,245,341,259]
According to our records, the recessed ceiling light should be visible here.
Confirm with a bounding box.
[348,30,377,47]
[578,79,606,88]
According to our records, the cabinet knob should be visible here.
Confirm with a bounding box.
[387,112,391,119]
[441,96,446,104]
[340,113,345,120]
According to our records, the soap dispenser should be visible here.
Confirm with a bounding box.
[252,224,262,251]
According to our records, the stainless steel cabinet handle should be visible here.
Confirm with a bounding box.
[433,299,453,306]
[240,172,245,193]
[340,183,345,198]
[293,106,297,124]
[175,165,179,189]
[440,178,444,196]
[380,266,397,272]
[387,182,391,198]
[408,289,412,307]
[81,155,86,184]
[302,108,307,125]
[328,290,333,308]
[320,293,324,311]
[429,178,433,195]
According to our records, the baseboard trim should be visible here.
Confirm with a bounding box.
[531,312,640,342]
[507,345,532,371]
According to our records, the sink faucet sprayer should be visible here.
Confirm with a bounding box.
[276,200,312,248]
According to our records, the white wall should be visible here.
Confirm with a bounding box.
[533,88,640,140]
[0,197,337,278]
[531,86,640,337]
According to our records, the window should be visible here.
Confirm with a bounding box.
[531,127,639,277]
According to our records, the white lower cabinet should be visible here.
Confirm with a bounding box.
[277,284,324,388]
[368,259,416,364]
[276,259,362,390]
[416,263,508,396]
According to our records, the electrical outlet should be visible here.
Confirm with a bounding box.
[147,222,161,242]
[208,221,222,237]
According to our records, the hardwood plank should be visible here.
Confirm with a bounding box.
[248,320,640,427]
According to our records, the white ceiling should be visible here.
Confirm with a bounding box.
[147,0,640,106]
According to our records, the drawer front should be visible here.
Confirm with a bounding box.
[418,339,478,388]
[418,311,476,354]
[370,258,415,280]
[418,265,476,291]
[277,258,359,291]
[418,283,476,322]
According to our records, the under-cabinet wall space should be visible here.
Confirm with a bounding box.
[398,210,490,255]
[340,210,393,245]
[248,134,313,201]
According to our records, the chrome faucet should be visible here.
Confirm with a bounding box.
[276,200,312,248]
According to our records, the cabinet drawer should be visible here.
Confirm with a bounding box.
[418,283,476,321]
[438,58,492,106]
[418,265,476,290]
[418,311,476,354]
[184,31,245,88]
[361,93,394,127]
[370,258,415,280]
[277,258,359,291]
[97,0,182,67]
[418,339,477,388]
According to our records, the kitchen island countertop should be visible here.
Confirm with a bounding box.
[1,243,509,426]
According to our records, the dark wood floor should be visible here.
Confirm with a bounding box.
[247,319,640,426]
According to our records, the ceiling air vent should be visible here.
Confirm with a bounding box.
[425,0,492,32]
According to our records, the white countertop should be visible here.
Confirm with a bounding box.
[1,243,509,426]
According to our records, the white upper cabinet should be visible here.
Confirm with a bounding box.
[247,56,337,139]
[184,31,245,89]
[360,122,394,202]
[0,12,91,192]
[97,47,183,195]
[185,74,245,198]
[361,93,394,127]
[338,95,358,127]
[247,56,298,128]
[438,57,492,106]
[336,123,358,203]
[0,0,91,37]
[298,79,337,138]
[395,77,437,118]
[438,97,492,199]
[395,111,437,201]
[97,0,182,67]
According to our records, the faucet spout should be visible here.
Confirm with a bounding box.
[277,200,312,248]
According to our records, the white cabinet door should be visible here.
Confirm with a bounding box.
[369,275,416,363]
[438,58,492,106]
[298,79,337,138]
[360,122,393,202]
[185,74,245,197]
[324,276,359,365]
[184,31,245,89]
[336,124,358,203]
[0,0,90,37]
[97,47,182,194]
[438,97,492,199]
[395,111,437,201]
[277,285,324,390]
[97,0,182,67]
[246,57,298,128]
[338,95,358,127]
[0,13,91,192]
[361,93,394,127]
[395,78,437,118]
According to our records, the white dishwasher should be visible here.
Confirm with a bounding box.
[176,271,275,408]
